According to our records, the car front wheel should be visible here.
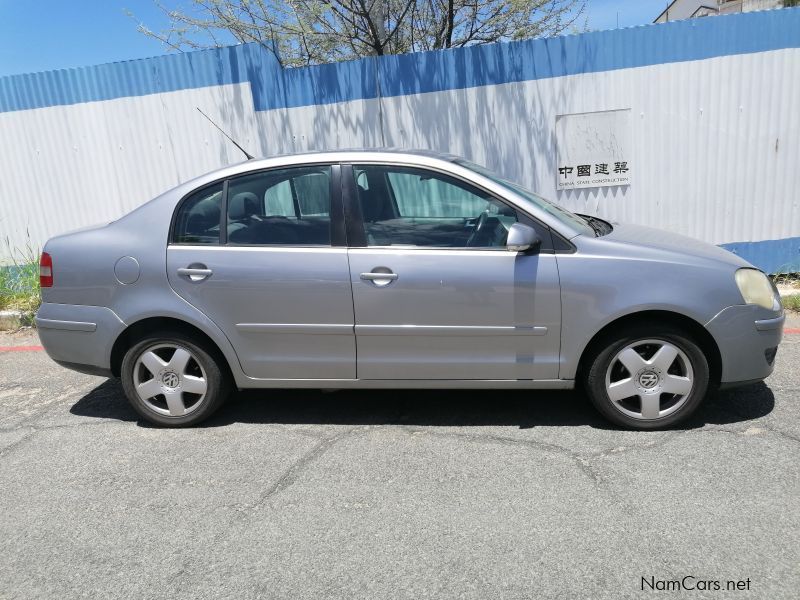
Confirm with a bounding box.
[584,325,710,430]
[121,332,231,427]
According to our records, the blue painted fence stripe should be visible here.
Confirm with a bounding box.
[0,44,281,113]
[371,8,800,102]
[1,9,799,114]
[257,9,800,109]
[720,237,800,275]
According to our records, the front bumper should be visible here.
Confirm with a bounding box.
[35,303,126,377]
[705,304,784,385]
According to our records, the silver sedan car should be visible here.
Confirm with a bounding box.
[36,150,785,429]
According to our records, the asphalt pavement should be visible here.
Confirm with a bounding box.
[0,321,798,599]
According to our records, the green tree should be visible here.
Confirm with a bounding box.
[135,0,587,67]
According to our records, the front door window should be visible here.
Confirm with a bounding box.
[353,165,518,248]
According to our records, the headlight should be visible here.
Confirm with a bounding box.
[735,268,779,310]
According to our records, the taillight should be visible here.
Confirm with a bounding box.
[40,252,53,288]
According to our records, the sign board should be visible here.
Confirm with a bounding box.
[555,109,631,189]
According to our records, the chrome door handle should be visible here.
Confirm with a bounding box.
[360,270,398,287]
[177,267,213,282]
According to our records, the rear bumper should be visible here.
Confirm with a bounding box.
[35,303,125,376]
[705,305,784,384]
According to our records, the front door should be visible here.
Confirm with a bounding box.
[167,165,356,380]
[344,164,561,380]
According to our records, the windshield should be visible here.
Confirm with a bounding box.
[455,159,595,236]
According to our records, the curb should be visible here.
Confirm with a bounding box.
[0,310,25,331]
[0,346,43,352]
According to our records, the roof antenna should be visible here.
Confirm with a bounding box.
[196,107,254,160]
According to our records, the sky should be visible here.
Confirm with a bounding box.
[0,0,668,77]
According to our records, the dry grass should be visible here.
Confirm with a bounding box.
[0,233,41,315]
[782,294,800,313]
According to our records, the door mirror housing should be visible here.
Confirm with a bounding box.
[506,223,541,252]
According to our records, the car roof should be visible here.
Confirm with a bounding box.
[252,148,462,162]
[181,148,466,191]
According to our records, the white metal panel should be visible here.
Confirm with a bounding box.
[254,97,384,156]
[292,48,800,246]
[0,83,260,255]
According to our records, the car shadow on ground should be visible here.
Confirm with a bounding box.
[70,378,775,431]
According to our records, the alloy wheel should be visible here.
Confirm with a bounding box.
[604,339,694,420]
[133,343,208,417]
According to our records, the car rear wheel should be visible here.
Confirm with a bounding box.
[121,332,231,427]
[584,324,709,430]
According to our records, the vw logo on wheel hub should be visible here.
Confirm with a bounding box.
[638,370,659,389]
[161,370,180,389]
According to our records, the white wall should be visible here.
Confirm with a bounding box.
[0,83,260,252]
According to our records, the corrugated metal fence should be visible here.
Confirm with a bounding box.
[0,9,798,272]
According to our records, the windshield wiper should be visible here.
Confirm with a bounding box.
[580,215,603,236]
[577,214,611,237]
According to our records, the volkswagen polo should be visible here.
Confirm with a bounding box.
[36,150,785,429]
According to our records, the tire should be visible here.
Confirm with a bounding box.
[583,324,709,430]
[121,331,231,427]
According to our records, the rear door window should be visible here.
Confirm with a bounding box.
[227,166,332,246]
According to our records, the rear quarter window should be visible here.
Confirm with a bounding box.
[172,184,223,244]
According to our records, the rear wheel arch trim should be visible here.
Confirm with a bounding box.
[575,310,723,387]
[109,316,238,382]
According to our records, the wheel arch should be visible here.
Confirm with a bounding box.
[110,316,234,382]
[575,310,722,387]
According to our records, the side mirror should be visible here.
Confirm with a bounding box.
[506,223,541,252]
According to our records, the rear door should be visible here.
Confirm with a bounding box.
[343,164,562,381]
[167,164,356,380]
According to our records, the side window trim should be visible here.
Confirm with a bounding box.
[329,164,347,246]
[170,162,347,248]
[341,162,561,253]
[341,164,368,247]
[219,179,229,245]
